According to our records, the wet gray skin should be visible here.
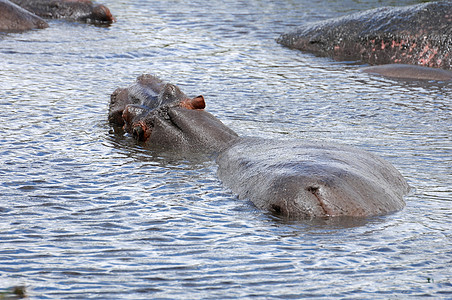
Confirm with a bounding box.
[217,138,409,219]
[0,0,48,32]
[361,64,452,81]
[277,1,452,70]
[10,0,115,24]
[109,75,409,219]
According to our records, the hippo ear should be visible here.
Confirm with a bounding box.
[180,95,206,110]
[191,95,205,109]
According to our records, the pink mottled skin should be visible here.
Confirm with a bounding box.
[363,40,444,68]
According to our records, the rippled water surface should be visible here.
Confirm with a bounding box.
[1,0,451,298]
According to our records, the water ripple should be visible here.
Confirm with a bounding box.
[1,0,451,298]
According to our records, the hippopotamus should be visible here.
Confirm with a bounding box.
[0,0,48,32]
[277,1,452,70]
[109,75,409,219]
[10,0,115,24]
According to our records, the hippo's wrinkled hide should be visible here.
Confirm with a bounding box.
[10,0,115,24]
[110,75,409,219]
[277,1,452,69]
[361,64,452,81]
[109,74,238,153]
[217,138,409,219]
[0,0,48,32]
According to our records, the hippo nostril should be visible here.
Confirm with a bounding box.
[271,204,282,214]
[133,126,144,141]
[306,186,319,194]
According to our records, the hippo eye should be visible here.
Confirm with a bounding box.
[159,84,184,105]
[166,85,177,97]
[160,85,176,102]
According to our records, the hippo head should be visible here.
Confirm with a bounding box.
[89,4,116,24]
[109,75,238,153]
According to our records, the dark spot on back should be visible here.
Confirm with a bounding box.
[306,186,319,194]
[271,204,282,214]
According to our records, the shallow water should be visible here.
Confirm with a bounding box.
[0,0,451,298]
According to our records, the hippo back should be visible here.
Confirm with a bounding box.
[277,1,452,69]
[10,0,115,24]
[0,0,48,32]
[217,138,409,219]
[361,64,452,81]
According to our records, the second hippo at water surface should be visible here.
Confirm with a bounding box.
[277,1,452,70]
[0,0,114,32]
[109,75,409,219]
[361,64,452,81]
[0,0,48,32]
[10,0,115,24]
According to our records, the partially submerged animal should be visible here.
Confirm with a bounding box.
[109,75,409,219]
[277,1,452,70]
[10,0,115,24]
[0,0,114,32]
[0,0,48,32]
[361,64,452,81]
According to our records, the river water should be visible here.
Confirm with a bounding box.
[0,0,451,298]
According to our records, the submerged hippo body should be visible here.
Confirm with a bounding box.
[361,64,452,81]
[109,75,409,219]
[0,0,48,32]
[277,1,452,70]
[217,139,408,218]
[10,0,115,24]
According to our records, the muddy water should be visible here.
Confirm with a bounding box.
[0,0,451,298]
